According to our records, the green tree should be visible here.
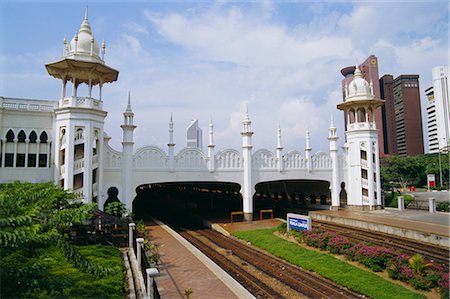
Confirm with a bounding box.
[0,182,113,298]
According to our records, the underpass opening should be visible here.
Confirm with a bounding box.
[133,181,242,221]
[254,180,331,217]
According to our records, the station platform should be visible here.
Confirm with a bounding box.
[144,220,254,299]
[310,208,449,247]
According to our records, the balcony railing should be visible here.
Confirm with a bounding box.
[61,96,103,109]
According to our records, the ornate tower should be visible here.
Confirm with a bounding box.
[121,93,136,211]
[337,67,384,209]
[46,9,119,206]
[241,105,254,221]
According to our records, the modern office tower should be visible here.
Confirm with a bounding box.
[425,86,439,153]
[392,75,424,156]
[379,75,396,155]
[187,119,203,149]
[429,66,449,153]
[341,55,386,157]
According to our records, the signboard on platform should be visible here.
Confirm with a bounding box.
[427,174,436,188]
[287,213,311,231]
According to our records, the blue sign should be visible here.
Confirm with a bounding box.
[287,213,311,231]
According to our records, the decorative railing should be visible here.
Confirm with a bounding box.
[61,96,103,109]
[0,97,57,111]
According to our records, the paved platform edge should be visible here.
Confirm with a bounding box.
[309,211,449,247]
[153,219,256,299]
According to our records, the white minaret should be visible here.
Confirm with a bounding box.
[168,115,175,172]
[328,116,340,209]
[121,92,136,211]
[337,66,384,210]
[46,8,118,207]
[241,105,254,221]
[208,117,215,172]
[276,125,283,172]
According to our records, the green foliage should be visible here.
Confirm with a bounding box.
[408,254,428,276]
[381,154,449,190]
[0,182,117,298]
[386,192,414,208]
[233,228,424,299]
[105,200,126,217]
[1,245,124,298]
[437,201,449,212]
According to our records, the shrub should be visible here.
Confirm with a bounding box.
[438,272,449,299]
[436,201,449,212]
[104,201,126,217]
[303,230,335,250]
[410,276,430,291]
[387,254,412,282]
[326,235,354,255]
[353,244,395,272]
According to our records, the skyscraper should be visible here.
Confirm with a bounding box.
[341,55,386,157]
[379,74,396,155]
[427,66,449,153]
[392,75,424,156]
[425,86,439,153]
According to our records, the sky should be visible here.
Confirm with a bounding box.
[0,0,448,154]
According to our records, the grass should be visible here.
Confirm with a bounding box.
[25,245,125,298]
[232,228,424,299]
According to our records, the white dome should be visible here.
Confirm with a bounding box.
[346,67,374,101]
[66,11,102,63]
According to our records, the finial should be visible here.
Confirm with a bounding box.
[85,5,88,20]
[169,114,173,124]
[330,115,335,127]
[125,91,132,112]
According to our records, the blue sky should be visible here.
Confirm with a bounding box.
[0,1,448,153]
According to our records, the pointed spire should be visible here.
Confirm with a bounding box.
[277,124,283,149]
[330,115,335,128]
[125,91,132,112]
[354,65,363,78]
[208,117,214,147]
[169,114,174,130]
[305,129,311,150]
[84,5,88,20]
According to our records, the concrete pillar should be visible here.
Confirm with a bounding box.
[397,196,405,211]
[146,268,159,299]
[429,197,436,213]
[136,238,144,267]
[98,129,105,210]
[328,118,339,209]
[83,124,93,204]
[129,223,135,250]
[367,141,375,209]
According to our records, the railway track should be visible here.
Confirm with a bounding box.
[176,225,362,299]
[313,221,449,267]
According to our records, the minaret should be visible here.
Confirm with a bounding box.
[337,66,384,210]
[168,115,175,172]
[241,105,254,221]
[276,125,283,172]
[305,129,312,172]
[46,9,118,207]
[208,118,215,172]
[121,92,136,211]
[328,116,340,209]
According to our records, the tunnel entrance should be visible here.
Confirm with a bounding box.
[133,182,242,221]
[254,180,331,217]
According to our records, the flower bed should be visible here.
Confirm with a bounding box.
[291,228,449,298]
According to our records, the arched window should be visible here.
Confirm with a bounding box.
[357,108,366,122]
[18,130,26,143]
[29,131,37,143]
[39,131,48,143]
[6,130,14,142]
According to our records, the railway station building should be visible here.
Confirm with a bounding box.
[0,10,384,220]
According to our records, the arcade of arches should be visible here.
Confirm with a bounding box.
[132,179,345,220]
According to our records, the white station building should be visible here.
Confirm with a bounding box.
[0,11,383,220]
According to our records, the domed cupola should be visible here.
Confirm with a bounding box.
[345,66,374,101]
[67,9,101,61]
